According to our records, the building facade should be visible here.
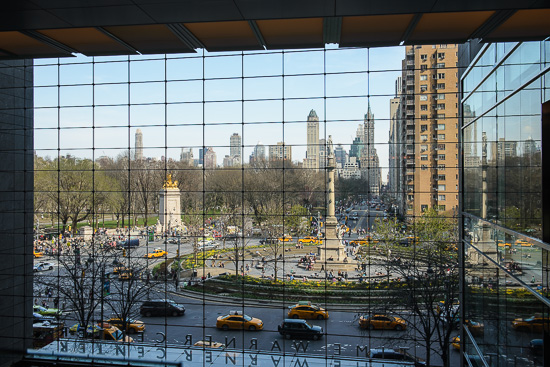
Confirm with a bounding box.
[268,142,292,161]
[135,128,143,160]
[203,147,217,169]
[393,44,459,217]
[229,132,242,163]
[305,109,320,171]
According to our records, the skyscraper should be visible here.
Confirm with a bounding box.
[180,148,193,165]
[249,142,266,163]
[229,133,242,163]
[359,103,381,195]
[334,144,346,167]
[305,109,319,171]
[135,129,143,160]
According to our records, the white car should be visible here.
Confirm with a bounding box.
[198,241,218,251]
[33,262,55,272]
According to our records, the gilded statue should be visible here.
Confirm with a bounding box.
[163,173,179,189]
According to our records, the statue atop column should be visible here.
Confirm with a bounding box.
[317,135,346,261]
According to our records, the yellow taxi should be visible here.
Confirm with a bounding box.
[278,235,293,242]
[104,318,145,334]
[451,336,460,351]
[298,236,321,244]
[512,316,549,332]
[516,239,533,247]
[118,268,133,280]
[497,240,512,248]
[358,314,407,331]
[288,301,329,320]
[194,340,225,349]
[33,249,44,258]
[145,249,168,258]
[216,311,263,331]
[465,319,484,336]
[101,324,134,342]
[350,236,377,246]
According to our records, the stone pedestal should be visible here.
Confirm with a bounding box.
[159,174,182,233]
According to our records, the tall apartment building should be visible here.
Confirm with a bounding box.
[305,109,319,171]
[229,132,242,162]
[180,148,193,165]
[394,44,459,216]
[268,142,292,161]
[203,147,217,169]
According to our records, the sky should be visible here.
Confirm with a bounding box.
[33,46,405,183]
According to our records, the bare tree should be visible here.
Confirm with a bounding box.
[365,209,459,367]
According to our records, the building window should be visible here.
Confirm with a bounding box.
[437,93,445,100]
[420,64,427,71]
[420,84,427,91]
[420,95,428,101]
[421,205,428,212]
[438,195,446,201]
[420,144,428,152]
[420,54,427,61]
[437,114,446,119]
[421,154,428,161]
[437,52,445,59]
[437,124,445,130]
[437,83,445,89]
[437,205,446,211]
[421,115,428,121]
[438,184,446,191]
[438,154,445,160]
[421,105,428,111]
[438,174,446,180]
[421,125,428,132]
[437,134,446,140]
[420,75,428,81]
[436,63,445,68]
[421,135,428,141]
[437,144,445,150]
[437,73,445,79]
[421,165,428,170]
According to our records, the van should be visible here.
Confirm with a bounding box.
[140,299,185,317]
[118,238,140,248]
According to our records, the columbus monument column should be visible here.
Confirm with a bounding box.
[318,136,346,261]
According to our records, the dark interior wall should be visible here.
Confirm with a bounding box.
[0,59,33,367]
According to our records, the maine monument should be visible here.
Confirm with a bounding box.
[157,173,182,233]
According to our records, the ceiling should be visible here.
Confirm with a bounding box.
[0,0,549,59]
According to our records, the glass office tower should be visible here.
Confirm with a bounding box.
[461,41,549,367]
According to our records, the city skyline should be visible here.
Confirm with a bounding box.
[33,46,405,183]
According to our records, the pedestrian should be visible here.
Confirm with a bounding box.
[54,297,59,308]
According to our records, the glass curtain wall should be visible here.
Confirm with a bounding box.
[461,41,550,367]
[29,47,460,366]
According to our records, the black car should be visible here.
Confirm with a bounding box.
[259,238,278,245]
[140,299,185,317]
[278,319,323,340]
[369,348,426,366]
